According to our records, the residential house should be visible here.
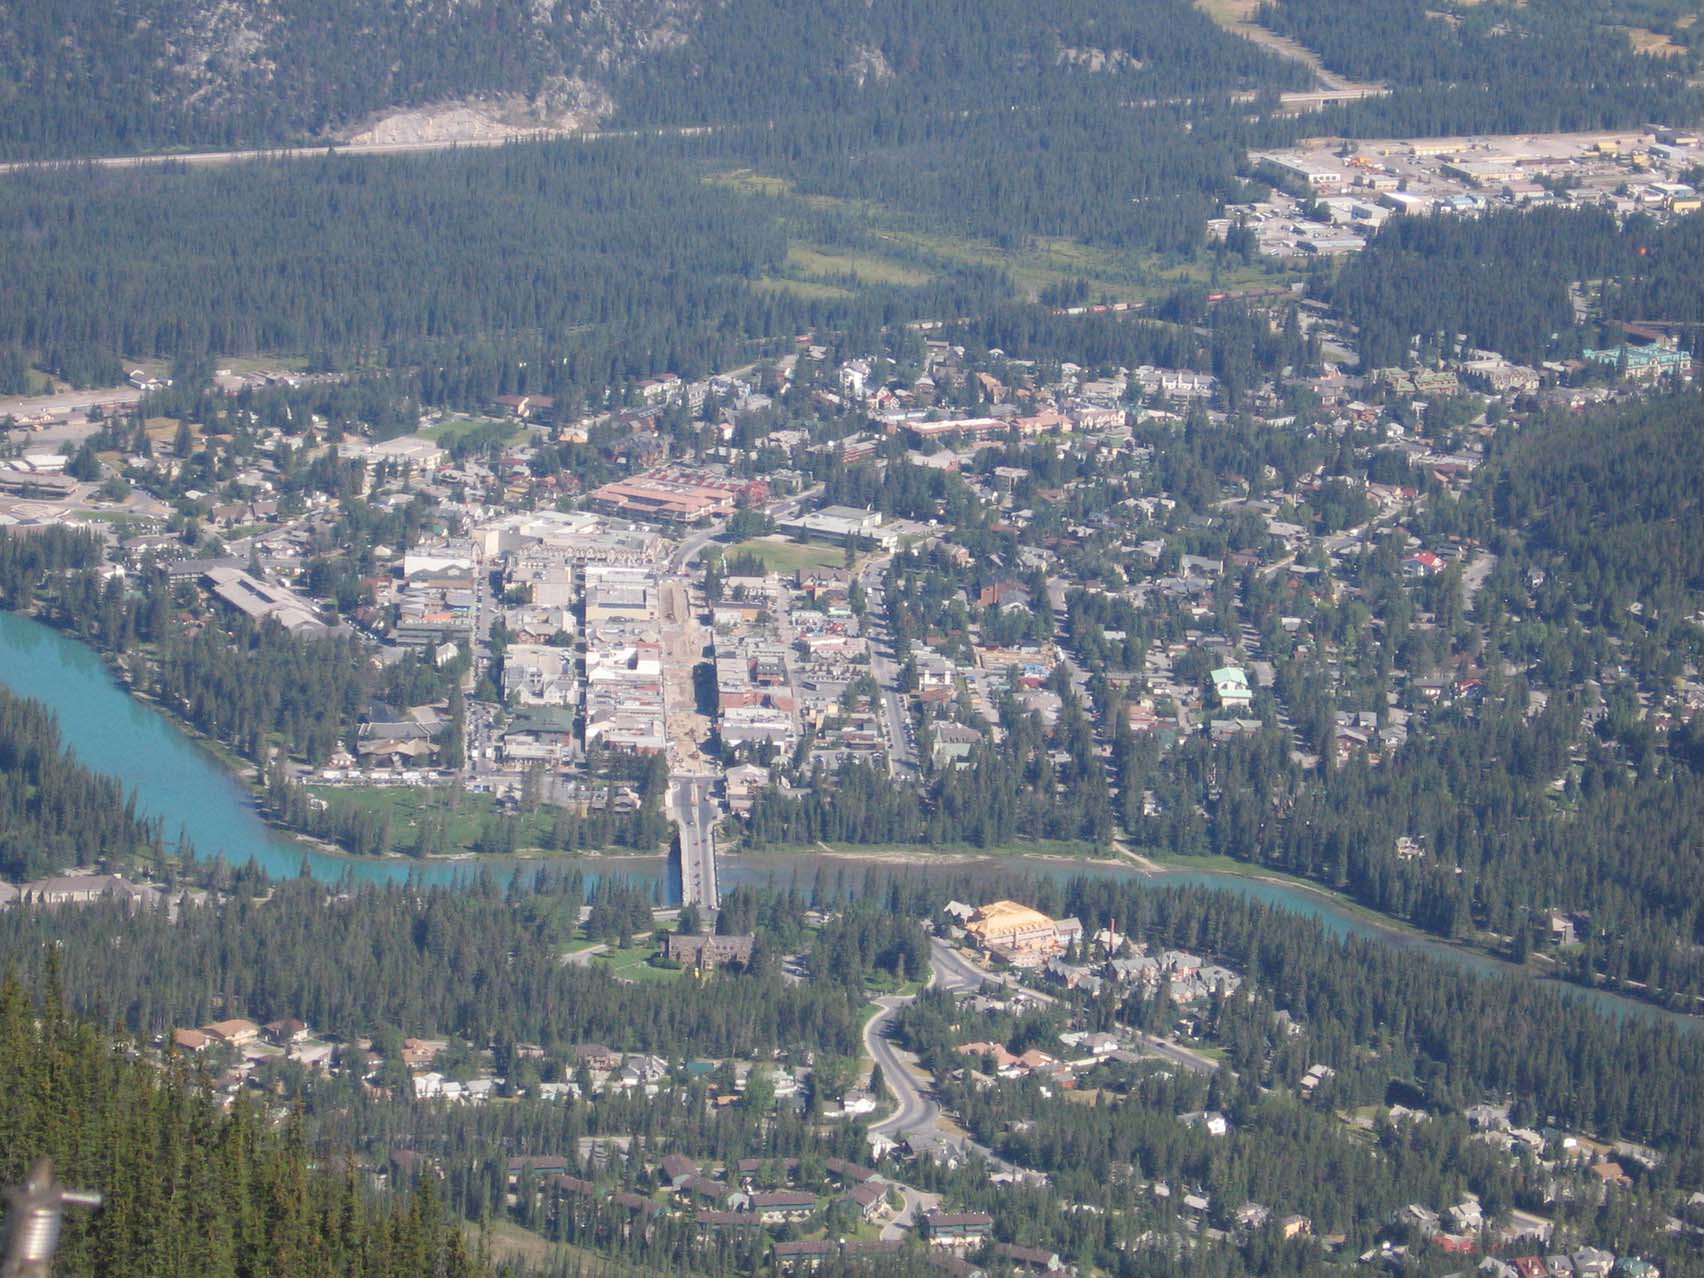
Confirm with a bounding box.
[994,1244,1063,1273]
[923,1211,995,1246]
[748,1189,818,1224]
[659,1153,699,1186]
[773,1240,836,1272]
[202,1019,261,1047]
[842,1182,886,1221]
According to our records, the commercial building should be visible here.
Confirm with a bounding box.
[662,934,756,969]
[588,475,740,525]
[369,435,449,473]
[776,505,897,550]
[963,900,1084,967]
[204,566,330,634]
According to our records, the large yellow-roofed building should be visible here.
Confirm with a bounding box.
[965,900,1057,948]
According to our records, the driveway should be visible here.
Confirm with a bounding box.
[878,1181,942,1242]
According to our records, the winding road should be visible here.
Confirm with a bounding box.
[863,937,988,1140]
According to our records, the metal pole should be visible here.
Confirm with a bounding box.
[1,1160,102,1278]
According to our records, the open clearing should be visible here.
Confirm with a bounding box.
[726,537,847,572]
[477,1221,655,1278]
[1621,25,1690,56]
[713,165,1301,306]
[306,784,557,854]
[590,944,682,983]
[786,243,933,287]
[418,414,523,447]
[753,276,856,300]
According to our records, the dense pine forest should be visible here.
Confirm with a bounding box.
[0,126,1248,398]
[9,865,1704,1177]
[0,526,380,768]
[1261,0,1699,134]
[0,524,418,765]
[0,0,679,159]
[0,873,877,1058]
[0,977,484,1278]
[1331,206,1704,369]
[0,0,1301,160]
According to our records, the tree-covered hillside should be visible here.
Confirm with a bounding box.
[0,978,483,1278]
[1261,0,1700,134]
[0,0,687,159]
[0,0,1302,160]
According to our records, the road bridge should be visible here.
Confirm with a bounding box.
[670,775,721,908]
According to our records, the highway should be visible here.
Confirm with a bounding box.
[670,775,721,908]
[0,122,724,179]
[0,386,144,420]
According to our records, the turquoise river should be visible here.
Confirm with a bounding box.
[0,609,1694,1030]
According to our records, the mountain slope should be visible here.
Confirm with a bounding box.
[0,0,694,158]
[0,0,1306,159]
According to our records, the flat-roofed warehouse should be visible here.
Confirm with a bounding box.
[778,505,898,549]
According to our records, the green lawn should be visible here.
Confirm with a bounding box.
[417,415,523,447]
[590,944,683,983]
[306,784,559,855]
[726,537,849,572]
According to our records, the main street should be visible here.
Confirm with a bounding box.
[660,481,824,907]
[856,553,917,776]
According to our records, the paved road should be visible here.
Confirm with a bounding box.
[928,938,991,993]
[1138,1032,1220,1075]
[1461,550,1498,606]
[662,482,823,574]
[864,996,937,1139]
[0,386,143,419]
[864,938,989,1141]
[879,1181,942,1242]
[670,775,721,908]
[857,553,918,776]
[667,523,726,574]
